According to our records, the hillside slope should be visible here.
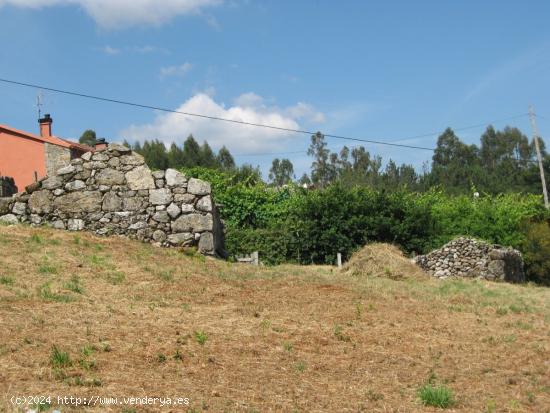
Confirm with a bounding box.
[0,225,549,412]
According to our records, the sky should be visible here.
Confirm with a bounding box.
[1,0,550,178]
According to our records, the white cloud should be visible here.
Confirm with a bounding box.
[0,0,223,28]
[160,63,193,79]
[101,45,120,55]
[120,92,325,153]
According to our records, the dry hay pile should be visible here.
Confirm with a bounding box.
[341,243,427,279]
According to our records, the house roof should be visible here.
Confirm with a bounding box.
[0,124,94,152]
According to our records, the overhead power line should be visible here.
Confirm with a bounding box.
[0,77,534,155]
[0,77,435,151]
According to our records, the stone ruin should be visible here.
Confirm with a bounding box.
[0,144,224,256]
[414,237,525,283]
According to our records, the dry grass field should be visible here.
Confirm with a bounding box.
[0,224,549,412]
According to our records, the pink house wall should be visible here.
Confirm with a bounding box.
[0,130,46,192]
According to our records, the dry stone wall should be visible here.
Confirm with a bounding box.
[414,237,525,283]
[0,144,224,256]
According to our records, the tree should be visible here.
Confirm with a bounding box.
[217,146,236,170]
[307,132,334,188]
[269,158,295,186]
[79,129,96,146]
[200,141,219,168]
[168,143,185,169]
[430,128,481,193]
[141,139,168,170]
[179,135,200,167]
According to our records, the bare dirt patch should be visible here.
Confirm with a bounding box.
[0,226,549,412]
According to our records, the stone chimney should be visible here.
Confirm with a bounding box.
[95,138,108,151]
[39,114,53,137]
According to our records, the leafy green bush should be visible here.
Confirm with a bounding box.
[225,227,294,265]
[184,167,549,277]
[286,185,436,264]
[423,190,546,250]
[521,220,550,285]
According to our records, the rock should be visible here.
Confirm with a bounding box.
[0,198,12,215]
[120,153,145,166]
[28,190,53,214]
[81,152,93,161]
[165,169,187,187]
[152,170,165,179]
[198,232,214,254]
[30,214,42,224]
[54,191,102,213]
[102,192,123,212]
[196,196,212,212]
[57,165,76,175]
[152,229,167,242]
[107,157,120,168]
[174,193,195,203]
[152,211,170,223]
[52,219,65,229]
[95,168,125,186]
[166,203,181,218]
[155,179,164,188]
[129,221,148,230]
[149,188,173,205]
[92,152,109,162]
[0,214,18,225]
[180,204,194,213]
[125,165,155,190]
[106,143,131,154]
[65,180,86,191]
[12,202,27,215]
[167,232,194,246]
[41,175,64,190]
[123,197,145,211]
[187,178,210,195]
[67,218,85,231]
[172,213,213,233]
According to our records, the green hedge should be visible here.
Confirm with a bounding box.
[183,166,549,282]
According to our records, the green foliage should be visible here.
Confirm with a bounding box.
[194,330,208,346]
[50,346,72,368]
[225,227,293,265]
[423,190,546,249]
[79,129,96,146]
[269,158,294,187]
[417,383,455,408]
[287,185,436,264]
[521,220,550,285]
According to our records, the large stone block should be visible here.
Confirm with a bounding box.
[28,190,53,214]
[167,232,194,246]
[95,168,125,186]
[187,178,211,195]
[198,232,214,254]
[0,214,18,225]
[165,168,187,187]
[149,188,173,205]
[171,213,213,233]
[102,192,123,212]
[125,165,155,190]
[54,191,102,213]
[41,175,64,190]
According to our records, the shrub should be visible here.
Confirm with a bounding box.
[521,220,550,285]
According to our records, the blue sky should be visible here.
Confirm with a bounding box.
[1,0,550,178]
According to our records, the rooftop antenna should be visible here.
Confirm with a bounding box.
[36,90,43,119]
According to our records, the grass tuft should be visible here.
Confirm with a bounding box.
[50,346,72,368]
[418,383,454,408]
